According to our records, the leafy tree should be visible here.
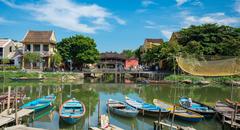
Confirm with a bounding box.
[51,52,63,68]
[178,24,240,56]
[23,52,40,70]
[57,35,99,70]
[134,47,142,63]
[1,58,10,71]
[121,49,135,59]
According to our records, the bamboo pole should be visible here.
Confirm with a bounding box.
[170,105,176,129]
[98,98,101,125]
[7,86,11,115]
[107,101,110,123]
[15,88,18,125]
[233,103,238,122]
[88,102,91,129]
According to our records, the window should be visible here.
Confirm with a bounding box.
[43,45,49,51]
[9,46,12,52]
[0,48,3,57]
[26,45,31,51]
[33,44,40,51]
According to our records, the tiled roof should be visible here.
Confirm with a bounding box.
[145,38,163,43]
[100,52,126,60]
[0,39,11,47]
[22,30,56,44]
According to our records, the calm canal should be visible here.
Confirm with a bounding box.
[1,82,240,130]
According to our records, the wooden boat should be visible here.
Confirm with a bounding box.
[153,120,196,130]
[179,97,216,117]
[59,98,85,124]
[106,99,139,118]
[225,99,240,109]
[89,115,123,130]
[20,94,56,112]
[10,77,44,81]
[153,99,204,122]
[125,96,170,118]
[214,101,240,123]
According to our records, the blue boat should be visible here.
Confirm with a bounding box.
[20,94,56,112]
[179,97,216,118]
[59,98,86,124]
[107,99,139,118]
[125,96,170,118]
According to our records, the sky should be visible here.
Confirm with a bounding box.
[0,0,240,52]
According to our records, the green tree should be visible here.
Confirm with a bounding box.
[51,52,63,68]
[121,49,135,59]
[23,52,41,70]
[178,24,240,56]
[57,35,99,70]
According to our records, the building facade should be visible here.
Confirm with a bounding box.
[22,30,56,70]
[125,57,139,70]
[0,39,22,67]
[141,38,164,53]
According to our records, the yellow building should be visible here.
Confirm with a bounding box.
[22,30,56,70]
[141,38,163,53]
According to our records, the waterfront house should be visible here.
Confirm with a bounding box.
[0,39,22,67]
[22,30,56,70]
[141,38,163,53]
[98,52,126,70]
[125,57,139,70]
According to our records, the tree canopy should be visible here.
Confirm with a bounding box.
[178,24,240,56]
[141,24,240,70]
[121,49,135,59]
[57,35,99,69]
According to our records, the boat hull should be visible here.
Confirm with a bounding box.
[62,117,80,124]
[33,104,51,112]
[174,114,203,122]
[109,107,138,118]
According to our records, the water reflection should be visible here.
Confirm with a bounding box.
[0,82,239,130]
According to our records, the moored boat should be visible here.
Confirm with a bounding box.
[225,99,240,110]
[106,99,139,118]
[10,77,44,81]
[125,96,170,118]
[179,97,216,118]
[153,99,204,122]
[20,94,56,112]
[59,98,85,124]
[214,101,240,124]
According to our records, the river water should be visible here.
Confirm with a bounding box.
[1,82,240,130]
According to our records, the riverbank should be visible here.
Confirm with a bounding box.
[0,71,84,83]
[164,74,240,86]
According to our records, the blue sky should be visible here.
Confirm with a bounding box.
[0,0,240,52]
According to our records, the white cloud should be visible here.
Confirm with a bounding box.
[176,0,188,6]
[0,0,125,33]
[136,9,147,13]
[0,17,7,23]
[182,12,240,27]
[191,0,203,7]
[144,20,159,29]
[142,0,156,7]
[235,0,240,13]
[176,0,203,7]
[161,30,173,39]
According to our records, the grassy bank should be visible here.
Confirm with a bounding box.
[0,71,83,83]
[164,74,240,85]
